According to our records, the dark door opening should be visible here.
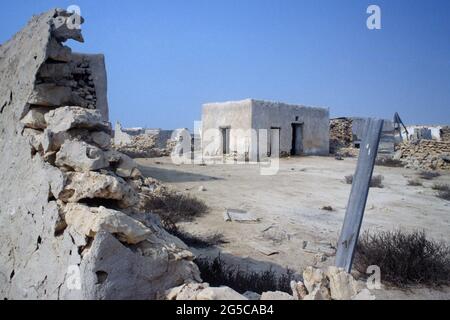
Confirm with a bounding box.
[221,127,230,155]
[291,123,303,155]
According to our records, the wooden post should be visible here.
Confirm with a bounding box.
[335,118,384,273]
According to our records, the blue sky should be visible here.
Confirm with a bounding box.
[1,0,449,129]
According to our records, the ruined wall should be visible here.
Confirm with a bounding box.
[329,118,353,153]
[330,117,396,158]
[404,125,443,141]
[351,117,395,155]
[398,140,450,171]
[0,9,199,300]
[440,126,450,142]
[113,122,178,158]
[71,53,109,121]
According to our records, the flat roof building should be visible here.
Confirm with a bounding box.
[201,99,330,161]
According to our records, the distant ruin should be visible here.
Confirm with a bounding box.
[113,121,184,158]
[330,117,395,156]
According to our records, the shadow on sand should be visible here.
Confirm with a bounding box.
[138,165,224,183]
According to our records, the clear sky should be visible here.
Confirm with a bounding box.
[1,0,449,129]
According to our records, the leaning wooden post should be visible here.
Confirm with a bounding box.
[335,118,384,273]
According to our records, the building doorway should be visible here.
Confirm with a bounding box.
[291,123,303,155]
[220,127,230,155]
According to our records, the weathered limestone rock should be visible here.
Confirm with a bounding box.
[301,267,331,300]
[59,171,139,208]
[166,283,208,300]
[326,267,359,300]
[45,106,110,134]
[286,267,369,301]
[1,9,200,300]
[43,129,83,153]
[77,231,200,300]
[63,203,151,244]
[166,283,247,300]
[47,38,72,62]
[20,107,48,129]
[260,291,294,300]
[106,150,141,178]
[23,128,44,152]
[91,131,112,150]
[243,291,262,300]
[28,84,73,107]
[302,266,328,294]
[38,62,72,80]
[197,287,248,300]
[55,140,109,171]
[290,280,308,300]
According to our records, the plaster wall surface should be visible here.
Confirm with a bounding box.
[250,100,329,156]
[202,100,253,158]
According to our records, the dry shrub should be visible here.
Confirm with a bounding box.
[375,158,404,167]
[432,183,449,191]
[345,175,384,188]
[355,230,450,287]
[418,171,441,180]
[430,184,450,201]
[437,189,450,201]
[195,256,297,294]
[407,179,423,186]
[144,187,207,224]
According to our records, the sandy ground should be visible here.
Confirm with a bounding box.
[136,156,450,300]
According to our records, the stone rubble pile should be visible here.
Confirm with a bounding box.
[290,266,374,300]
[114,133,168,158]
[440,126,450,142]
[0,9,200,300]
[113,122,178,158]
[165,266,374,300]
[397,140,450,171]
[330,117,397,158]
[329,118,354,155]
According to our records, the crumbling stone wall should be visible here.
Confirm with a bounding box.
[0,9,199,300]
[398,140,450,171]
[329,118,353,153]
[330,117,396,158]
[113,122,179,158]
[440,126,450,142]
